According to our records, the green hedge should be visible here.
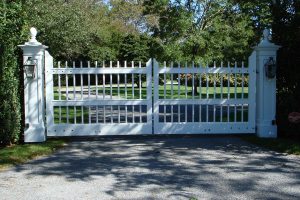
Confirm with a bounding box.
[0,1,26,146]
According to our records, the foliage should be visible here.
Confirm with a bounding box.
[272,0,300,136]
[144,0,255,63]
[0,1,26,145]
[241,135,300,155]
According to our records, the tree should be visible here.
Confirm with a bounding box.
[118,34,151,87]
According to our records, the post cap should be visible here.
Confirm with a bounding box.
[256,28,281,50]
[25,27,41,45]
[263,29,270,42]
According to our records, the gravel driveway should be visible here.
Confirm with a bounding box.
[1,136,300,200]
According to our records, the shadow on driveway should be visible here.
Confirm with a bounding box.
[2,135,300,199]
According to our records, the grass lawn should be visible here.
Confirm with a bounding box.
[240,135,300,155]
[0,139,67,170]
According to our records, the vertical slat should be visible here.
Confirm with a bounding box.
[241,104,244,122]
[241,61,244,122]
[185,104,187,123]
[132,61,134,99]
[234,104,237,122]
[185,62,187,99]
[131,63,135,122]
[45,51,55,133]
[65,62,69,101]
[164,105,166,123]
[234,61,237,99]
[59,106,61,124]
[118,105,121,123]
[80,61,83,100]
[110,61,112,100]
[65,62,69,124]
[117,61,120,99]
[227,62,230,99]
[206,73,209,99]
[110,105,113,123]
[146,59,153,127]
[132,105,135,123]
[220,61,223,99]
[192,104,194,123]
[213,61,216,99]
[89,106,91,124]
[192,61,195,99]
[178,62,181,98]
[66,106,69,124]
[199,104,202,122]
[206,104,208,122]
[199,66,202,99]
[242,61,245,99]
[139,104,142,123]
[153,59,160,132]
[164,61,166,99]
[95,61,98,99]
[139,61,142,99]
[103,61,105,99]
[74,106,77,124]
[220,105,223,122]
[81,106,84,124]
[103,105,106,124]
[96,106,99,123]
[125,105,128,123]
[124,61,128,122]
[213,105,216,122]
[171,105,173,123]
[171,62,174,99]
[88,61,91,99]
[73,61,76,100]
[58,61,61,100]
[163,62,167,122]
[178,63,181,121]
[125,61,127,99]
[227,105,230,122]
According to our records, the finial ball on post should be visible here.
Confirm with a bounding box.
[263,29,270,41]
[30,27,37,40]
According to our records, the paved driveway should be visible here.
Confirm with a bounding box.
[1,136,300,200]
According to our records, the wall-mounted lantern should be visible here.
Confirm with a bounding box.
[265,57,276,79]
[24,57,37,79]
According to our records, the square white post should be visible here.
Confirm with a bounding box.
[255,29,280,138]
[18,27,48,142]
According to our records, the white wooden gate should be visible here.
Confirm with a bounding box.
[45,56,256,136]
[153,53,256,134]
[45,57,153,136]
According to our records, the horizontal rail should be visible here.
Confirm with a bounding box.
[156,99,249,105]
[52,99,150,106]
[157,67,252,74]
[49,68,149,75]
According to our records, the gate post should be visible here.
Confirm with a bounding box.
[18,27,48,142]
[255,29,280,138]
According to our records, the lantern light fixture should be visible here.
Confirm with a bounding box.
[24,57,37,79]
[265,57,276,79]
